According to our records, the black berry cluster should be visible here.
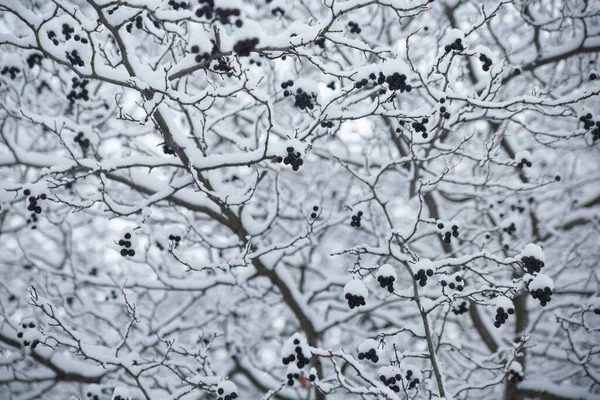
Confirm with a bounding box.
[413,268,433,287]
[348,21,362,34]
[516,157,532,169]
[126,15,144,33]
[47,30,59,46]
[292,88,316,110]
[404,369,421,390]
[74,132,91,151]
[440,275,464,291]
[118,232,135,257]
[350,211,363,227]
[310,205,319,219]
[168,0,189,10]
[16,321,40,349]
[314,37,326,49]
[412,118,428,138]
[509,202,525,214]
[275,146,304,171]
[378,368,402,393]
[105,289,118,301]
[581,113,600,141]
[25,189,47,216]
[357,339,379,363]
[233,38,259,57]
[281,79,294,96]
[437,222,459,243]
[327,81,335,90]
[345,291,366,309]
[503,222,516,235]
[452,300,468,315]
[163,144,176,155]
[286,371,300,386]
[191,45,211,64]
[386,72,412,92]
[213,57,233,74]
[248,56,262,67]
[377,275,395,293]
[61,23,75,40]
[521,255,544,274]
[26,53,43,69]
[271,7,285,16]
[493,306,514,328]
[439,104,450,119]
[86,391,100,400]
[216,382,239,400]
[195,1,242,27]
[1,65,20,79]
[66,50,84,67]
[24,211,38,228]
[444,38,464,53]
[507,368,524,383]
[67,78,90,104]
[320,120,334,129]
[530,285,553,307]
[479,53,493,71]
[169,234,182,249]
[282,338,311,369]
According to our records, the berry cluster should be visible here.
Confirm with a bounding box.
[16,321,40,349]
[168,0,189,10]
[314,37,326,49]
[310,206,319,219]
[248,57,262,67]
[320,120,334,129]
[286,371,300,386]
[378,367,402,393]
[439,104,451,119]
[281,335,312,369]
[26,53,43,69]
[1,65,20,79]
[344,280,368,309]
[281,79,294,96]
[404,368,421,390]
[67,78,90,104]
[213,57,233,74]
[377,275,395,293]
[440,274,464,291]
[86,386,101,400]
[47,30,60,46]
[452,300,468,315]
[233,38,259,57]
[327,81,335,90]
[25,189,47,216]
[348,21,362,34]
[163,144,176,155]
[191,45,211,64]
[516,158,532,169]
[61,23,75,40]
[503,222,516,235]
[118,231,135,257]
[412,118,429,138]
[437,221,459,243]
[521,255,544,274]
[126,15,144,33]
[479,53,493,71]
[74,132,91,151]
[216,381,238,400]
[386,72,412,92]
[530,286,553,307]
[444,38,464,53]
[350,211,363,227]
[271,6,285,16]
[507,369,524,383]
[195,1,242,27]
[494,306,514,328]
[66,49,84,67]
[105,289,118,302]
[292,88,316,110]
[357,339,379,363]
[275,146,304,171]
[413,268,433,287]
[581,113,600,141]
